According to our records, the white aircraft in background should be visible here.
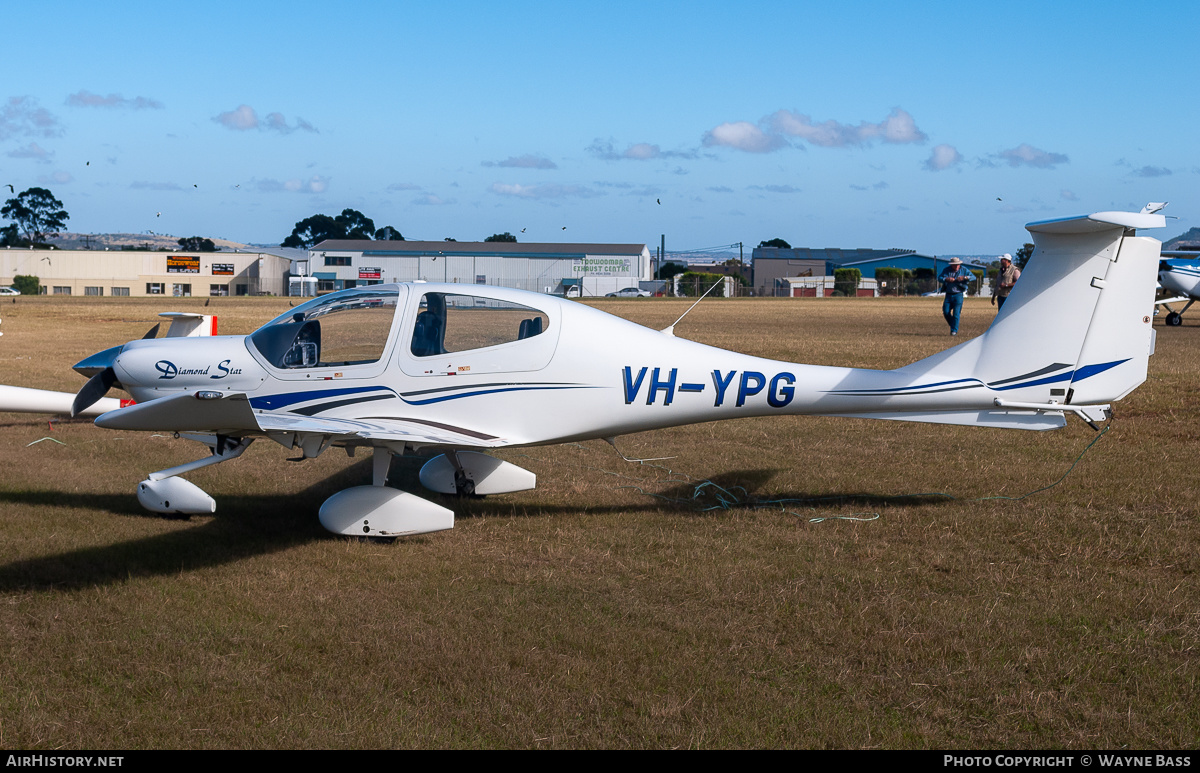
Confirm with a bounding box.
[38,207,1168,538]
[1156,251,1200,326]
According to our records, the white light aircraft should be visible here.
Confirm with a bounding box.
[59,208,1164,538]
[1156,251,1200,326]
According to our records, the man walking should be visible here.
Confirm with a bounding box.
[939,257,972,335]
[991,253,1021,312]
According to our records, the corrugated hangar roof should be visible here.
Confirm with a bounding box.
[312,240,647,257]
[752,246,915,265]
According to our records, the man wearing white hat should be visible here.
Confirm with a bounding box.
[938,257,973,335]
[991,253,1021,312]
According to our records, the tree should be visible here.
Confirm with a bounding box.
[676,272,725,297]
[335,209,375,240]
[0,223,19,247]
[375,226,404,241]
[757,238,791,249]
[1015,242,1034,270]
[833,267,862,297]
[282,214,343,248]
[657,262,687,281]
[1,187,69,246]
[177,236,217,252]
[281,209,384,247]
[12,275,40,295]
[485,232,517,243]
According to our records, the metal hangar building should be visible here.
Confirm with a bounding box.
[304,240,653,297]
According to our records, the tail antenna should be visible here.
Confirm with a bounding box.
[661,277,725,337]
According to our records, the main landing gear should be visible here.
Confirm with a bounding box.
[135,441,537,540]
[1162,299,1193,327]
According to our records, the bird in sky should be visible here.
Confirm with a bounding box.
[4,184,12,193]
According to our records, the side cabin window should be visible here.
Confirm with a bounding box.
[410,293,550,357]
[250,288,399,369]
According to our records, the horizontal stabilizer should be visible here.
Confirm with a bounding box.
[159,312,217,337]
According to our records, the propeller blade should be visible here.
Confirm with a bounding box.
[72,344,125,378]
[71,367,118,417]
[142,323,161,339]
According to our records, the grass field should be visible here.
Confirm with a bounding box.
[0,294,1196,749]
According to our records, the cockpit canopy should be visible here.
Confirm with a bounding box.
[247,284,557,374]
[249,287,400,369]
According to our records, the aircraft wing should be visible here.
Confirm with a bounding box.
[1155,295,1190,306]
[253,412,508,448]
[94,391,506,449]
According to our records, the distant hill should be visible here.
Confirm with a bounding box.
[47,232,253,252]
[1163,227,1200,251]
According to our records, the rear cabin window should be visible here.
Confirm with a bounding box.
[410,293,549,357]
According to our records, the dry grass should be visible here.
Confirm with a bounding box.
[0,295,1196,749]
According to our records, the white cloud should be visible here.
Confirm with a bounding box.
[704,107,925,154]
[623,143,659,160]
[702,121,787,153]
[749,184,802,194]
[1060,189,1078,201]
[489,182,599,199]
[214,105,316,133]
[254,175,328,193]
[413,194,456,206]
[769,107,927,148]
[264,112,318,134]
[483,154,557,169]
[66,90,163,109]
[587,139,698,161]
[214,104,259,131]
[0,96,61,141]
[130,181,184,191]
[6,142,52,162]
[923,143,963,171]
[1133,165,1171,178]
[992,143,1068,168]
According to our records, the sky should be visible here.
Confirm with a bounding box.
[2,0,1197,257]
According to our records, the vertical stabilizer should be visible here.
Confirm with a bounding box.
[890,209,1163,411]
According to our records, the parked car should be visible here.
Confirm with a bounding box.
[605,287,651,298]
[0,287,21,296]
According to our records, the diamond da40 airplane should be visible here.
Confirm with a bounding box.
[65,207,1165,538]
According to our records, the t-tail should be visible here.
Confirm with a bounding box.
[827,207,1165,430]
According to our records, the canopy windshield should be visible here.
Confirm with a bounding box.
[250,287,400,369]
